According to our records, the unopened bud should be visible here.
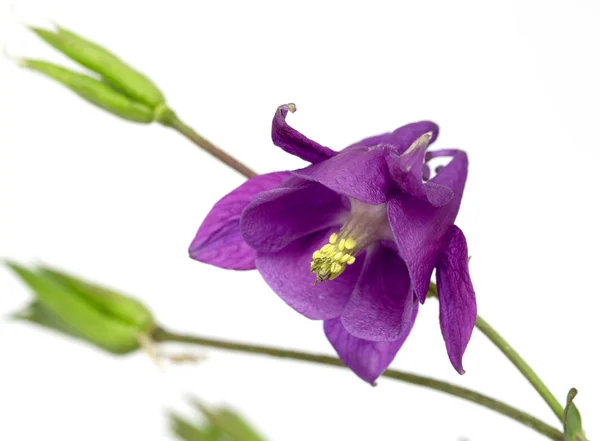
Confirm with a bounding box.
[31,26,165,108]
[21,59,155,123]
[7,262,155,354]
[39,266,154,331]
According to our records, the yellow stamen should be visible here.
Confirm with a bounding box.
[310,233,359,282]
[344,238,357,250]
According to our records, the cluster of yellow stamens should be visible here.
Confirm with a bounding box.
[310,233,357,282]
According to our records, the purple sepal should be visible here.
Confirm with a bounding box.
[325,303,418,384]
[189,172,290,269]
[436,225,477,374]
[272,104,337,164]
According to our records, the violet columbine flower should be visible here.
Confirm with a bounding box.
[190,104,476,384]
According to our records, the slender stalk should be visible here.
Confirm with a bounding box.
[475,316,564,420]
[429,284,564,421]
[151,327,563,441]
[160,113,257,179]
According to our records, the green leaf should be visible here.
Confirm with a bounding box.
[169,413,221,441]
[563,388,586,441]
[211,409,265,441]
[169,399,267,441]
[191,400,266,441]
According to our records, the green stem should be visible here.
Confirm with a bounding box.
[151,327,563,441]
[475,316,564,420]
[429,283,564,421]
[159,111,257,179]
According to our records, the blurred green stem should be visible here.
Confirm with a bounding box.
[159,111,257,179]
[475,316,564,420]
[151,327,563,440]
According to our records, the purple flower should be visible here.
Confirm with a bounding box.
[190,104,476,384]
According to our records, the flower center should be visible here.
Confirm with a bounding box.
[310,201,390,282]
[310,233,358,282]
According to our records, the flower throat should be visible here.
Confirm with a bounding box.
[310,201,390,283]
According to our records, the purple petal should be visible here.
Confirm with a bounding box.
[256,228,364,320]
[436,225,477,374]
[293,146,392,204]
[189,172,290,269]
[324,305,418,384]
[426,148,459,161]
[422,164,431,181]
[240,179,348,253]
[388,150,468,303]
[429,150,469,190]
[345,133,390,149]
[341,245,417,341]
[272,104,337,164]
[387,133,454,207]
[345,121,439,154]
[383,121,439,154]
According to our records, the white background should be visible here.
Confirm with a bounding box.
[0,0,598,440]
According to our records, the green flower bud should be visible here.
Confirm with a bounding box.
[39,266,154,331]
[31,26,165,108]
[21,59,155,123]
[7,262,155,354]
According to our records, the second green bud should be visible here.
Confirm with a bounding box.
[7,262,155,355]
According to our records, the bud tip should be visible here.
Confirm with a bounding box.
[10,0,56,31]
[1,43,26,66]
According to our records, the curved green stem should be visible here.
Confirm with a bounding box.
[151,327,563,441]
[429,283,564,421]
[475,316,564,420]
[159,112,257,179]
